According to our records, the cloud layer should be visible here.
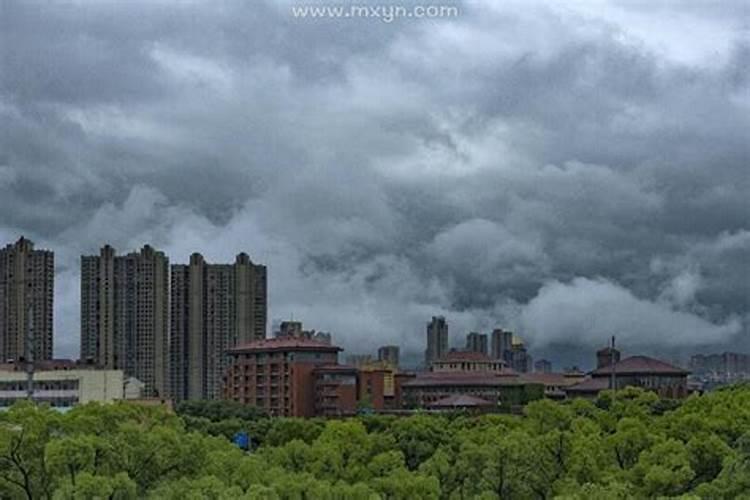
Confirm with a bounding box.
[0,0,748,367]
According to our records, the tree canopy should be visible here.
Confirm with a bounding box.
[2,385,750,499]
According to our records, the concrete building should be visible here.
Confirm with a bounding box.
[425,316,448,367]
[431,350,510,374]
[490,328,513,364]
[0,237,54,362]
[510,341,532,373]
[80,245,168,397]
[377,345,400,367]
[0,364,124,409]
[169,252,267,401]
[465,332,488,355]
[314,365,358,417]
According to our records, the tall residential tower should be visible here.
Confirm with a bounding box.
[425,316,448,367]
[80,245,169,397]
[0,237,54,362]
[169,252,267,401]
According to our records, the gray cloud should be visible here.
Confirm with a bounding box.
[0,0,747,367]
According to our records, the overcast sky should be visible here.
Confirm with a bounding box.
[1,0,748,367]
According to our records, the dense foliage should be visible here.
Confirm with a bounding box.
[2,386,750,499]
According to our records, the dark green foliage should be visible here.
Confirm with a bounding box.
[2,386,750,498]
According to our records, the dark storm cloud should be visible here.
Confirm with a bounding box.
[0,0,747,365]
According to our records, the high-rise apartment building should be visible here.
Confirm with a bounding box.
[170,252,267,401]
[465,332,488,355]
[80,245,168,397]
[490,328,514,363]
[425,316,449,367]
[0,238,54,362]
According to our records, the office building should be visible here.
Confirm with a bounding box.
[425,316,449,367]
[377,345,400,367]
[0,237,54,362]
[465,332,488,355]
[510,341,532,373]
[170,252,267,401]
[80,245,168,397]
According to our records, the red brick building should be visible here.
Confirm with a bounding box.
[223,337,383,417]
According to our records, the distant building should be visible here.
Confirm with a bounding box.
[169,252,267,401]
[534,359,552,373]
[346,354,374,367]
[465,332,488,355]
[510,341,532,373]
[0,237,54,362]
[431,350,510,374]
[490,329,513,363]
[80,245,168,397]
[377,345,400,367]
[521,372,584,399]
[567,354,690,399]
[425,316,449,367]
[401,372,543,409]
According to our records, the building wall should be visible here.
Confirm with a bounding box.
[224,348,338,417]
[490,329,513,363]
[80,245,168,397]
[0,238,54,362]
[466,333,488,355]
[0,369,124,408]
[425,316,449,366]
[315,370,358,417]
[357,370,386,410]
[170,253,267,401]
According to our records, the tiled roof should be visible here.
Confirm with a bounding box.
[402,372,529,388]
[592,356,689,376]
[565,377,610,393]
[228,337,341,353]
[520,373,583,387]
[428,394,495,408]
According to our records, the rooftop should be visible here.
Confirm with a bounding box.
[565,377,611,393]
[228,337,341,354]
[428,394,495,408]
[402,372,529,388]
[521,372,583,387]
[438,351,494,362]
[591,355,689,376]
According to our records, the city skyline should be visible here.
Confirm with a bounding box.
[0,1,747,369]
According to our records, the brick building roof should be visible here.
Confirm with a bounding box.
[428,394,495,408]
[228,337,341,354]
[520,373,583,387]
[591,355,689,376]
[402,372,528,388]
[565,377,610,393]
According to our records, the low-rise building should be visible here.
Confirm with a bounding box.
[566,355,690,399]
[0,367,125,409]
[401,372,543,409]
